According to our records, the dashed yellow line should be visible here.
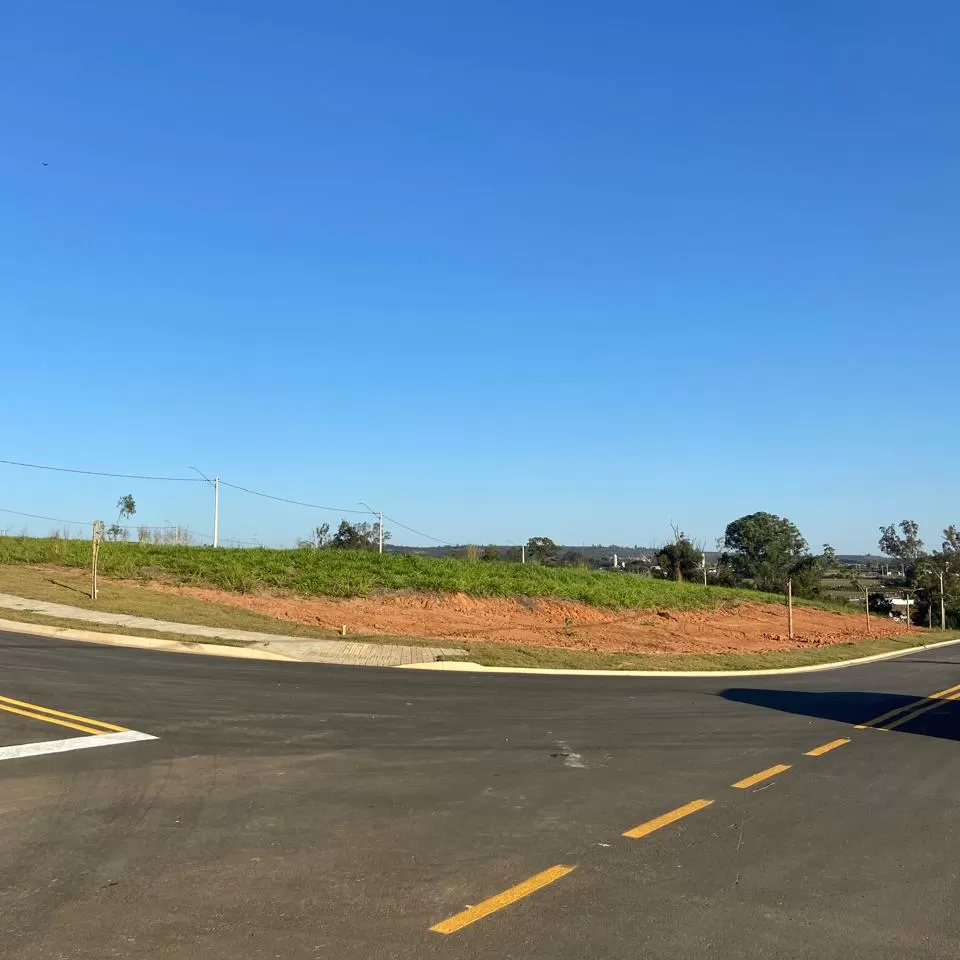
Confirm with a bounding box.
[623,799,713,839]
[731,763,791,789]
[429,864,575,934]
[0,693,127,736]
[805,738,850,757]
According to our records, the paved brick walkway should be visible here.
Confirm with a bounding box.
[0,593,464,667]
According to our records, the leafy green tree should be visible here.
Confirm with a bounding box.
[878,520,924,576]
[561,549,587,568]
[721,512,810,593]
[116,494,136,521]
[656,528,703,582]
[526,536,559,565]
[480,544,502,562]
[329,519,390,551]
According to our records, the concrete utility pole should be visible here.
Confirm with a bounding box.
[190,467,219,547]
[702,553,708,586]
[521,544,525,565]
[359,502,383,554]
[213,476,219,548]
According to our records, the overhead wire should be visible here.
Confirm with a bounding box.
[0,458,205,482]
[0,457,455,545]
[218,480,369,515]
[0,507,92,526]
[381,513,452,546]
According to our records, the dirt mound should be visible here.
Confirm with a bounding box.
[136,582,913,655]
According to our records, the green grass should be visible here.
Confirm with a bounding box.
[0,564,449,649]
[0,536,828,612]
[454,632,960,671]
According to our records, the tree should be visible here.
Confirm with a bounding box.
[116,495,136,522]
[560,549,587,568]
[942,525,960,556]
[821,544,838,572]
[656,526,703,582]
[329,519,391,551]
[721,512,810,593]
[526,536,559,565]
[878,520,924,577]
[480,544,502,562]
[298,523,331,549]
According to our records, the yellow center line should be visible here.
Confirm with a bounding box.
[429,864,575,935]
[0,702,107,736]
[0,694,127,733]
[855,681,960,729]
[623,799,713,839]
[880,689,960,731]
[805,738,850,757]
[731,763,791,789]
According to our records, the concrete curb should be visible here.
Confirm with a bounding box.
[0,618,300,662]
[395,635,960,678]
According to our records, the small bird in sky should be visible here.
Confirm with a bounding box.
[40,162,48,166]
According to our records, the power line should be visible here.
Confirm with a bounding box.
[0,506,92,526]
[0,458,204,482]
[382,513,452,546]
[218,480,369,515]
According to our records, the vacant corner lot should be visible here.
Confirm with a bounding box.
[0,538,929,670]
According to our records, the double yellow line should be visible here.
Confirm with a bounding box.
[857,681,960,732]
[0,694,127,736]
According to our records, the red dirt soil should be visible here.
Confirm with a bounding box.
[137,583,914,654]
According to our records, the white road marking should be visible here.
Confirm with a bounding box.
[0,729,157,762]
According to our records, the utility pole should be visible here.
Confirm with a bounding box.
[864,586,871,634]
[190,467,220,548]
[359,501,383,554]
[521,544,525,565]
[702,553,708,586]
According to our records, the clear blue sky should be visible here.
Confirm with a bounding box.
[2,1,957,552]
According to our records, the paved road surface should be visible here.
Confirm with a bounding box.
[2,628,959,959]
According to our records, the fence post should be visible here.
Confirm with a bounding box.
[91,520,104,600]
[787,579,794,639]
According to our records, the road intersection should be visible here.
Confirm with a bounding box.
[2,628,959,958]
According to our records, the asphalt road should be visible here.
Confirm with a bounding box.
[2,629,960,959]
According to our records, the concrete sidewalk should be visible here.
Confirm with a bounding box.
[0,592,465,667]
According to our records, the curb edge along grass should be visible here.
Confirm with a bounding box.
[396,635,960,678]
[0,617,300,662]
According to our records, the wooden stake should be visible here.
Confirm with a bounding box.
[787,579,794,639]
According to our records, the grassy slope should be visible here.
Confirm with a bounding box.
[0,557,937,672]
[0,565,428,646]
[458,634,957,671]
[0,536,801,611]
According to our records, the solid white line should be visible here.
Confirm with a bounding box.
[0,729,158,762]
